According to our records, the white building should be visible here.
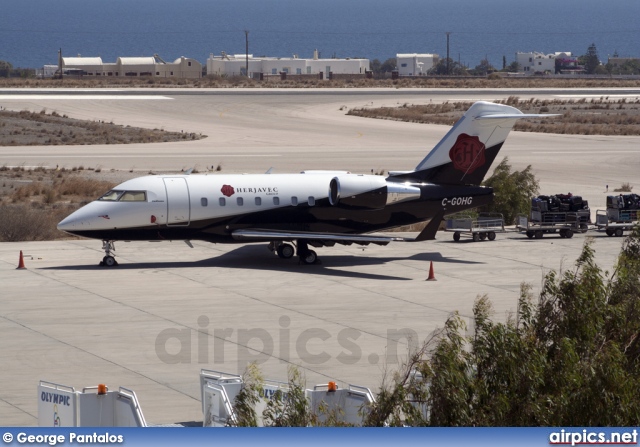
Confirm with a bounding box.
[60,55,202,78]
[516,51,574,74]
[396,54,439,76]
[206,51,370,78]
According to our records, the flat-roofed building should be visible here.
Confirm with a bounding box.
[515,51,578,74]
[59,55,202,78]
[396,53,439,76]
[206,51,369,78]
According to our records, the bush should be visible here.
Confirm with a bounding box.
[481,157,539,224]
[0,204,74,241]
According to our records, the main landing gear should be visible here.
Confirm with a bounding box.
[99,240,118,267]
[269,240,318,265]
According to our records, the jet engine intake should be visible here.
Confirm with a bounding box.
[328,175,388,210]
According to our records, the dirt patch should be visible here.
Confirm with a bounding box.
[347,96,640,136]
[0,109,206,146]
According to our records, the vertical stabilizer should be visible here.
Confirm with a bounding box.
[390,101,552,186]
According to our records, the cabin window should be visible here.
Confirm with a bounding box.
[219,198,226,206]
[273,197,280,205]
[255,197,262,206]
[99,190,147,202]
[308,196,315,206]
[201,198,208,207]
[99,190,123,201]
[237,197,244,206]
[291,196,298,206]
[119,191,147,202]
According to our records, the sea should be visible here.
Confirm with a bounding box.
[1,0,639,70]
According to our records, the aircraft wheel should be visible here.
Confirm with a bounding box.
[103,255,118,267]
[277,243,295,259]
[526,231,534,239]
[300,250,318,265]
[472,233,480,242]
[535,231,543,239]
[606,229,614,236]
[453,232,461,242]
[479,233,487,241]
[615,228,624,237]
[488,232,496,241]
[580,223,588,233]
[565,229,574,239]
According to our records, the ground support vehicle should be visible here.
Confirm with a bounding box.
[516,214,580,239]
[595,208,639,237]
[445,213,505,242]
[530,194,590,233]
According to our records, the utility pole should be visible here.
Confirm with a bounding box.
[244,30,249,77]
[446,32,450,75]
[58,48,62,80]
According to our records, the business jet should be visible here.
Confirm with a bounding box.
[57,101,550,266]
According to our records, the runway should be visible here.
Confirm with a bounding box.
[0,87,639,425]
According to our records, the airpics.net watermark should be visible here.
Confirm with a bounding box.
[154,315,475,371]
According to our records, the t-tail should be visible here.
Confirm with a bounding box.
[390,101,553,186]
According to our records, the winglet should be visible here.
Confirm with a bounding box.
[414,209,445,242]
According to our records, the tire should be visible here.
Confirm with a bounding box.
[615,228,624,237]
[103,256,117,267]
[565,229,573,239]
[606,229,614,237]
[472,233,479,242]
[580,223,588,234]
[300,250,318,265]
[488,232,496,241]
[453,232,461,242]
[559,230,566,238]
[479,233,487,241]
[526,231,534,239]
[535,231,543,239]
[277,243,295,259]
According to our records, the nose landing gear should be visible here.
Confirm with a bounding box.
[100,240,118,267]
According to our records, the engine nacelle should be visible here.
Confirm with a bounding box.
[329,175,388,210]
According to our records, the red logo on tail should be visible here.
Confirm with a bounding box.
[449,134,486,174]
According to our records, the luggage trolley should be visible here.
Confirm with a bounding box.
[595,194,640,237]
[445,213,505,242]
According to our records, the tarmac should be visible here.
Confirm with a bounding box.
[0,87,639,425]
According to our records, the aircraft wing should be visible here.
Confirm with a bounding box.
[231,213,444,246]
[231,229,410,246]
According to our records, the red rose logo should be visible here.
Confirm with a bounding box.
[221,184,235,197]
[448,133,486,174]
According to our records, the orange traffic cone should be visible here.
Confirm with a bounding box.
[426,261,436,281]
[17,250,26,269]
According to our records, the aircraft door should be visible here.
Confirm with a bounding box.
[163,177,190,226]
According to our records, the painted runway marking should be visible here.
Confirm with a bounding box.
[533,151,640,154]
[0,154,282,158]
[0,95,173,100]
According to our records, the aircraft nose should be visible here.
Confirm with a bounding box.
[57,203,110,232]
[57,208,92,232]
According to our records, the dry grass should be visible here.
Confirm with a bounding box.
[348,97,640,136]
[0,166,118,241]
[0,109,205,146]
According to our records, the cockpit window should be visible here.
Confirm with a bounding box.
[99,190,124,201]
[119,191,147,202]
[98,190,146,202]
